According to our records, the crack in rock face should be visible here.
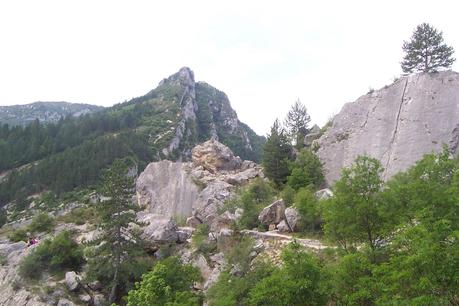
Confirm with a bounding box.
[317,71,459,185]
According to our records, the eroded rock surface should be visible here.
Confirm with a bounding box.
[317,71,459,184]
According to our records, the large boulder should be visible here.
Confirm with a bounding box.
[65,271,81,291]
[317,71,459,184]
[315,188,333,201]
[258,200,285,226]
[136,161,199,217]
[139,213,179,243]
[285,207,300,231]
[192,139,242,173]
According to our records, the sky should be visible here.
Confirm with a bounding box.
[1,0,458,135]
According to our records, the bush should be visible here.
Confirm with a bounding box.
[126,256,202,306]
[295,187,322,233]
[192,224,216,255]
[287,149,324,191]
[8,228,28,242]
[280,185,295,207]
[28,213,55,233]
[19,230,84,280]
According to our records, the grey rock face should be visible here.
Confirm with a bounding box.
[315,188,334,201]
[304,124,321,147]
[139,213,179,243]
[317,71,459,184]
[57,298,74,306]
[276,220,290,232]
[192,139,242,173]
[284,207,300,231]
[65,271,81,291]
[136,161,199,218]
[136,140,263,223]
[258,200,286,226]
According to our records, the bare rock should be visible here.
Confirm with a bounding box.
[65,271,81,291]
[136,161,199,218]
[258,199,285,226]
[210,211,237,232]
[79,294,91,303]
[304,124,321,147]
[57,298,74,306]
[139,213,179,243]
[276,220,290,232]
[192,139,242,173]
[317,71,459,184]
[315,188,333,201]
[93,294,106,306]
[268,224,277,231]
[186,216,202,228]
[285,207,300,231]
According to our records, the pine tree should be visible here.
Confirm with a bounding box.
[401,23,455,73]
[284,100,311,149]
[262,119,293,187]
[85,158,149,303]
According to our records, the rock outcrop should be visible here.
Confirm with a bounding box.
[258,199,286,227]
[317,71,459,184]
[136,140,263,223]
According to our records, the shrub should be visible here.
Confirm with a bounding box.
[280,185,295,207]
[19,230,84,280]
[295,187,322,233]
[28,213,55,233]
[8,228,28,242]
[287,149,324,191]
[192,224,216,255]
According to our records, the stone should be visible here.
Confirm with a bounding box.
[304,124,321,147]
[177,227,193,243]
[139,214,179,243]
[317,71,459,184]
[65,271,81,291]
[225,167,262,185]
[57,298,74,306]
[268,224,277,231]
[276,220,290,232]
[93,294,105,306]
[79,294,91,303]
[216,228,233,251]
[192,139,242,173]
[136,161,200,217]
[210,211,237,232]
[258,199,285,226]
[285,207,300,231]
[192,254,212,289]
[186,216,202,228]
[315,188,333,201]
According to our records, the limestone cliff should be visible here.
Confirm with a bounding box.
[317,71,459,184]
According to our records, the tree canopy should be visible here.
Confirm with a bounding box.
[401,23,455,73]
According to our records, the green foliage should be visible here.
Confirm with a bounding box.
[284,100,311,149]
[401,23,455,73]
[85,159,149,303]
[8,228,28,242]
[19,230,84,280]
[322,156,390,252]
[225,235,255,275]
[207,262,275,306]
[248,242,329,306]
[295,187,321,233]
[192,224,216,255]
[262,119,293,187]
[126,256,202,306]
[237,178,275,230]
[28,213,55,233]
[0,208,7,228]
[280,185,295,207]
[287,149,324,190]
[58,206,98,226]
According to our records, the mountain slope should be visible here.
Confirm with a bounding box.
[0,67,264,206]
[317,71,459,184]
[0,102,103,126]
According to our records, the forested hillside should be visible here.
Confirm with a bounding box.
[0,68,264,207]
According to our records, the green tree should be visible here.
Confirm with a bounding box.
[85,158,149,303]
[284,100,311,149]
[295,187,321,233]
[262,119,292,187]
[401,23,455,73]
[126,256,202,306]
[287,149,324,190]
[322,156,389,253]
[248,242,329,306]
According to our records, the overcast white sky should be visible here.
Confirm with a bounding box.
[1,1,458,135]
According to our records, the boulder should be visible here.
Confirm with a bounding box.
[177,227,193,243]
[304,124,321,147]
[79,294,91,303]
[210,211,237,232]
[65,271,81,291]
[186,216,202,228]
[258,199,285,226]
[139,213,179,243]
[315,188,333,201]
[93,294,105,306]
[225,167,262,186]
[276,220,290,232]
[136,161,199,217]
[57,299,74,306]
[192,139,242,173]
[285,207,300,231]
[317,71,459,184]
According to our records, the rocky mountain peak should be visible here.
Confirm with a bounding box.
[317,70,459,184]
